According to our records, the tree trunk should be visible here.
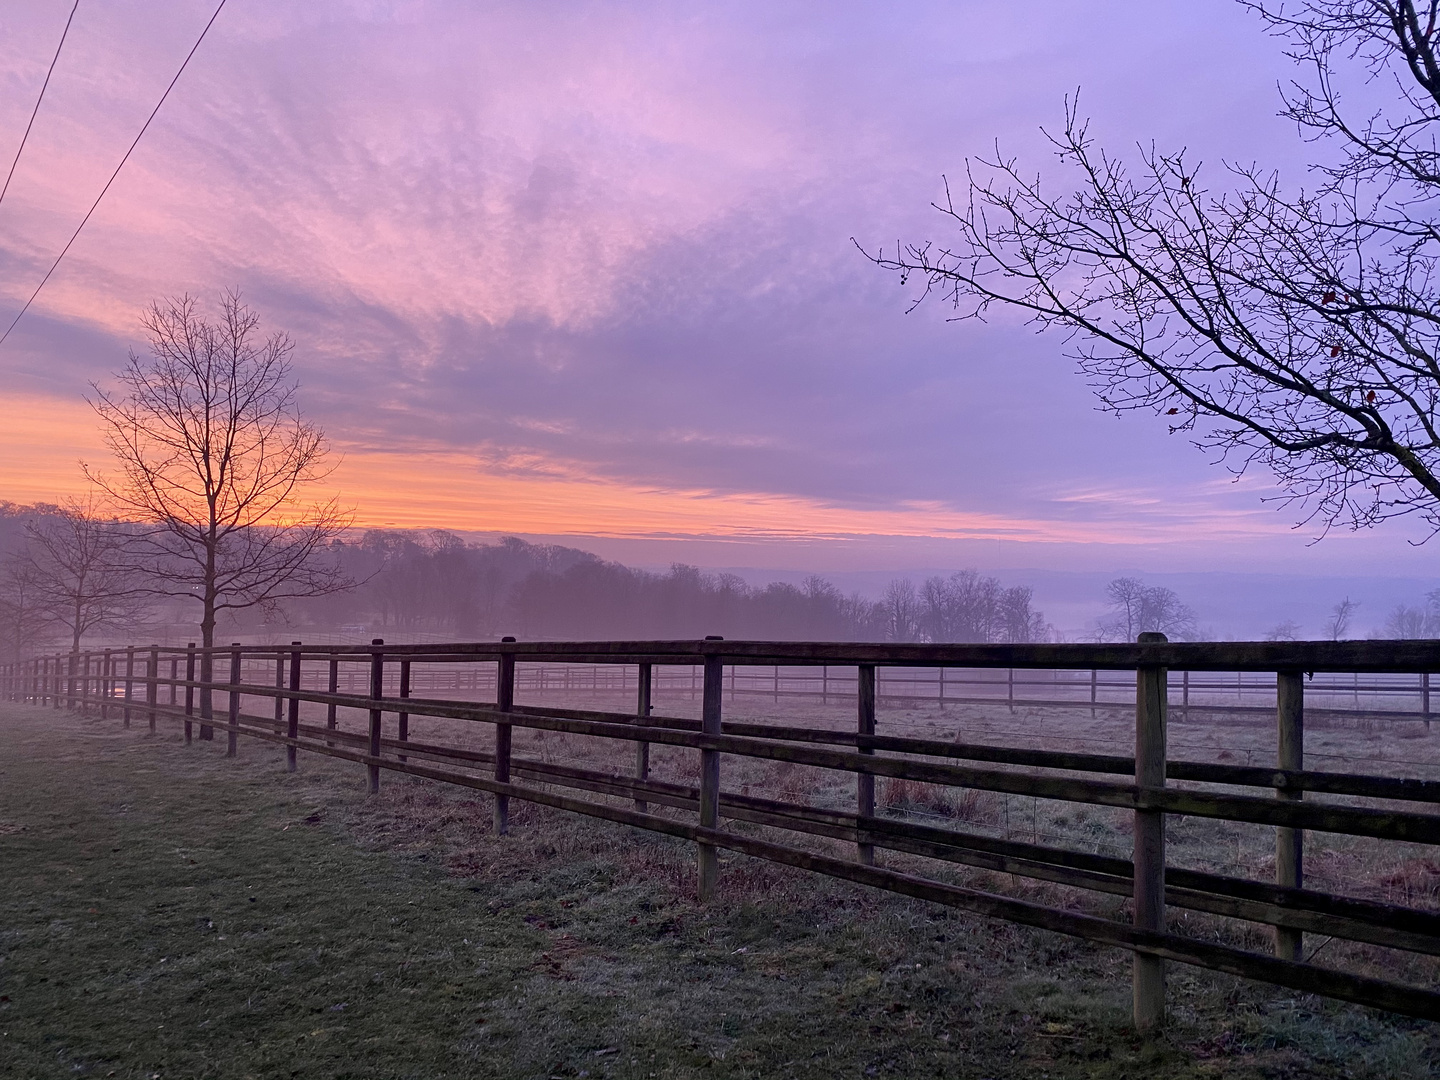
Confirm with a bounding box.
[198,593,215,739]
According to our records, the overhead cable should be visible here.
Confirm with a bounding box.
[0,0,81,210]
[0,0,229,350]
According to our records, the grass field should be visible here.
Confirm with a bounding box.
[1,702,1437,1079]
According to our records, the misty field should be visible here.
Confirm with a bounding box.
[2,699,1438,1079]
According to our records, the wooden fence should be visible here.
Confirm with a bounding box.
[102,654,1440,720]
[7,635,1440,1029]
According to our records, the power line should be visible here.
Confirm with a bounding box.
[0,0,229,350]
[0,0,80,210]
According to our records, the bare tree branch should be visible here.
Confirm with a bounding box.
[861,1,1440,536]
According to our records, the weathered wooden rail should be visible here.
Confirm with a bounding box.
[7,636,1440,1028]
[128,655,1440,721]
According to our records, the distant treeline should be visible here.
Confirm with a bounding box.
[291,530,1053,643]
[21,501,1434,648]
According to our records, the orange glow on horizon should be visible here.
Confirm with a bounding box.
[0,390,1283,546]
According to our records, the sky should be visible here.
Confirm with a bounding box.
[1,0,1438,585]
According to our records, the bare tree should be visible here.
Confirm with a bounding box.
[19,497,146,653]
[1098,577,1196,641]
[913,569,1050,643]
[0,553,56,660]
[881,578,923,642]
[1384,602,1430,637]
[996,584,1050,644]
[864,2,1440,535]
[86,292,351,730]
[1265,619,1303,641]
[1326,596,1359,639]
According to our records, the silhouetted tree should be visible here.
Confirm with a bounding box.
[0,554,55,660]
[1384,603,1430,638]
[1265,619,1303,641]
[880,578,922,642]
[1098,578,1196,641]
[20,498,146,652]
[87,293,350,728]
[1325,596,1359,640]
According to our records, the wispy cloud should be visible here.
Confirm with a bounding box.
[0,0,1392,569]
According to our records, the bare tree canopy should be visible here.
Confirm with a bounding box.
[19,496,146,652]
[86,292,350,725]
[1098,578,1197,641]
[865,1,1440,535]
[0,553,55,660]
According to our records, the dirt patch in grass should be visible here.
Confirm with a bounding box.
[1,703,1436,1079]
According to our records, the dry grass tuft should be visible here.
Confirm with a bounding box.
[880,777,1001,824]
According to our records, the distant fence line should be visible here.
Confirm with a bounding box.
[255,659,1439,721]
[7,635,1440,1029]
[19,645,1440,719]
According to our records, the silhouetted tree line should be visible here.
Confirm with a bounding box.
[0,507,1058,651]
[292,530,1054,643]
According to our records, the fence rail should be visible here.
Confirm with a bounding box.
[7,635,1440,1028]
[81,652,1432,720]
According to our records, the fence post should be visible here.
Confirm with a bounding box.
[494,638,516,833]
[146,647,158,732]
[1133,632,1168,1030]
[228,645,242,757]
[857,664,877,866]
[287,642,302,772]
[79,652,90,712]
[1275,670,1305,961]
[198,641,215,742]
[123,648,134,728]
[169,654,178,708]
[1090,668,1098,715]
[1424,671,1432,730]
[698,639,724,902]
[273,651,285,730]
[634,662,652,813]
[397,658,411,763]
[368,639,385,793]
[51,654,60,709]
[326,655,338,746]
[184,644,196,744]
